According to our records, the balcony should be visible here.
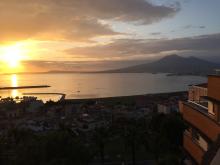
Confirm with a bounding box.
[184,133,204,164]
[181,101,220,141]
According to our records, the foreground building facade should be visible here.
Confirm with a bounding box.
[180,75,220,165]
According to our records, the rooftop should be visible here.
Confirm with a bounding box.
[194,83,208,88]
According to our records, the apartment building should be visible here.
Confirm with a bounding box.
[180,75,220,165]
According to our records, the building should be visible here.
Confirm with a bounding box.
[179,75,220,165]
[157,103,179,114]
[188,83,208,102]
[157,103,172,114]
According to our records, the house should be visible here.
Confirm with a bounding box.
[180,75,220,165]
[157,103,172,114]
[157,102,179,114]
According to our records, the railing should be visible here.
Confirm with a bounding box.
[181,102,220,141]
[188,100,208,109]
[187,101,216,120]
[184,133,204,164]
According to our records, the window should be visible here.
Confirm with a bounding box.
[208,101,215,115]
[192,129,208,151]
[192,129,199,141]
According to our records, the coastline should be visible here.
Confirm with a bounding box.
[62,91,187,104]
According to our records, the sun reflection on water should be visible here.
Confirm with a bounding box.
[11,74,19,98]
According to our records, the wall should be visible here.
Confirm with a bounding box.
[189,86,207,101]
[208,76,220,100]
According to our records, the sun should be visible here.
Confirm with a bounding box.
[1,44,23,68]
[0,41,36,73]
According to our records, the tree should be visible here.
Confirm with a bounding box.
[92,126,111,165]
[145,113,186,164]
[2,129,92,165]
[119,118,146,165]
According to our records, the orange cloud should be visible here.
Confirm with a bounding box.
[0,0,178,42]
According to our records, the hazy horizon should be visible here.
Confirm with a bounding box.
[0,54,218,74]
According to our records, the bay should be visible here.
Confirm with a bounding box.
[0,73,207,101]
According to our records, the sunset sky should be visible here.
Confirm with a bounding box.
[0,0,220,73]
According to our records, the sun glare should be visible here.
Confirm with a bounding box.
[0,42,33,73]
[1,44,23,68]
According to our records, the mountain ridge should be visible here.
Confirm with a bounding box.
[101,54,220,75]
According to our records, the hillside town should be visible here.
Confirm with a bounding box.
[0,90,188,165]
[0,92,187,135]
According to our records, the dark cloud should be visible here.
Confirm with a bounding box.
[183,25,192,29]
[0,0,179,42]
[20,33,220,71]
[150,32,162,36]
[67,33,220,59]
[182,25,206,29]
[199,26,206,29]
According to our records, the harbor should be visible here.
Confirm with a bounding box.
[0,85,65,102]
[23,92,66,101]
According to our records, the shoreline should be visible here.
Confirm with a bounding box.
[62,91,187,104]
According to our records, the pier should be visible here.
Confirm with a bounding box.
[22,93,66,101]
[0,85,50,90]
